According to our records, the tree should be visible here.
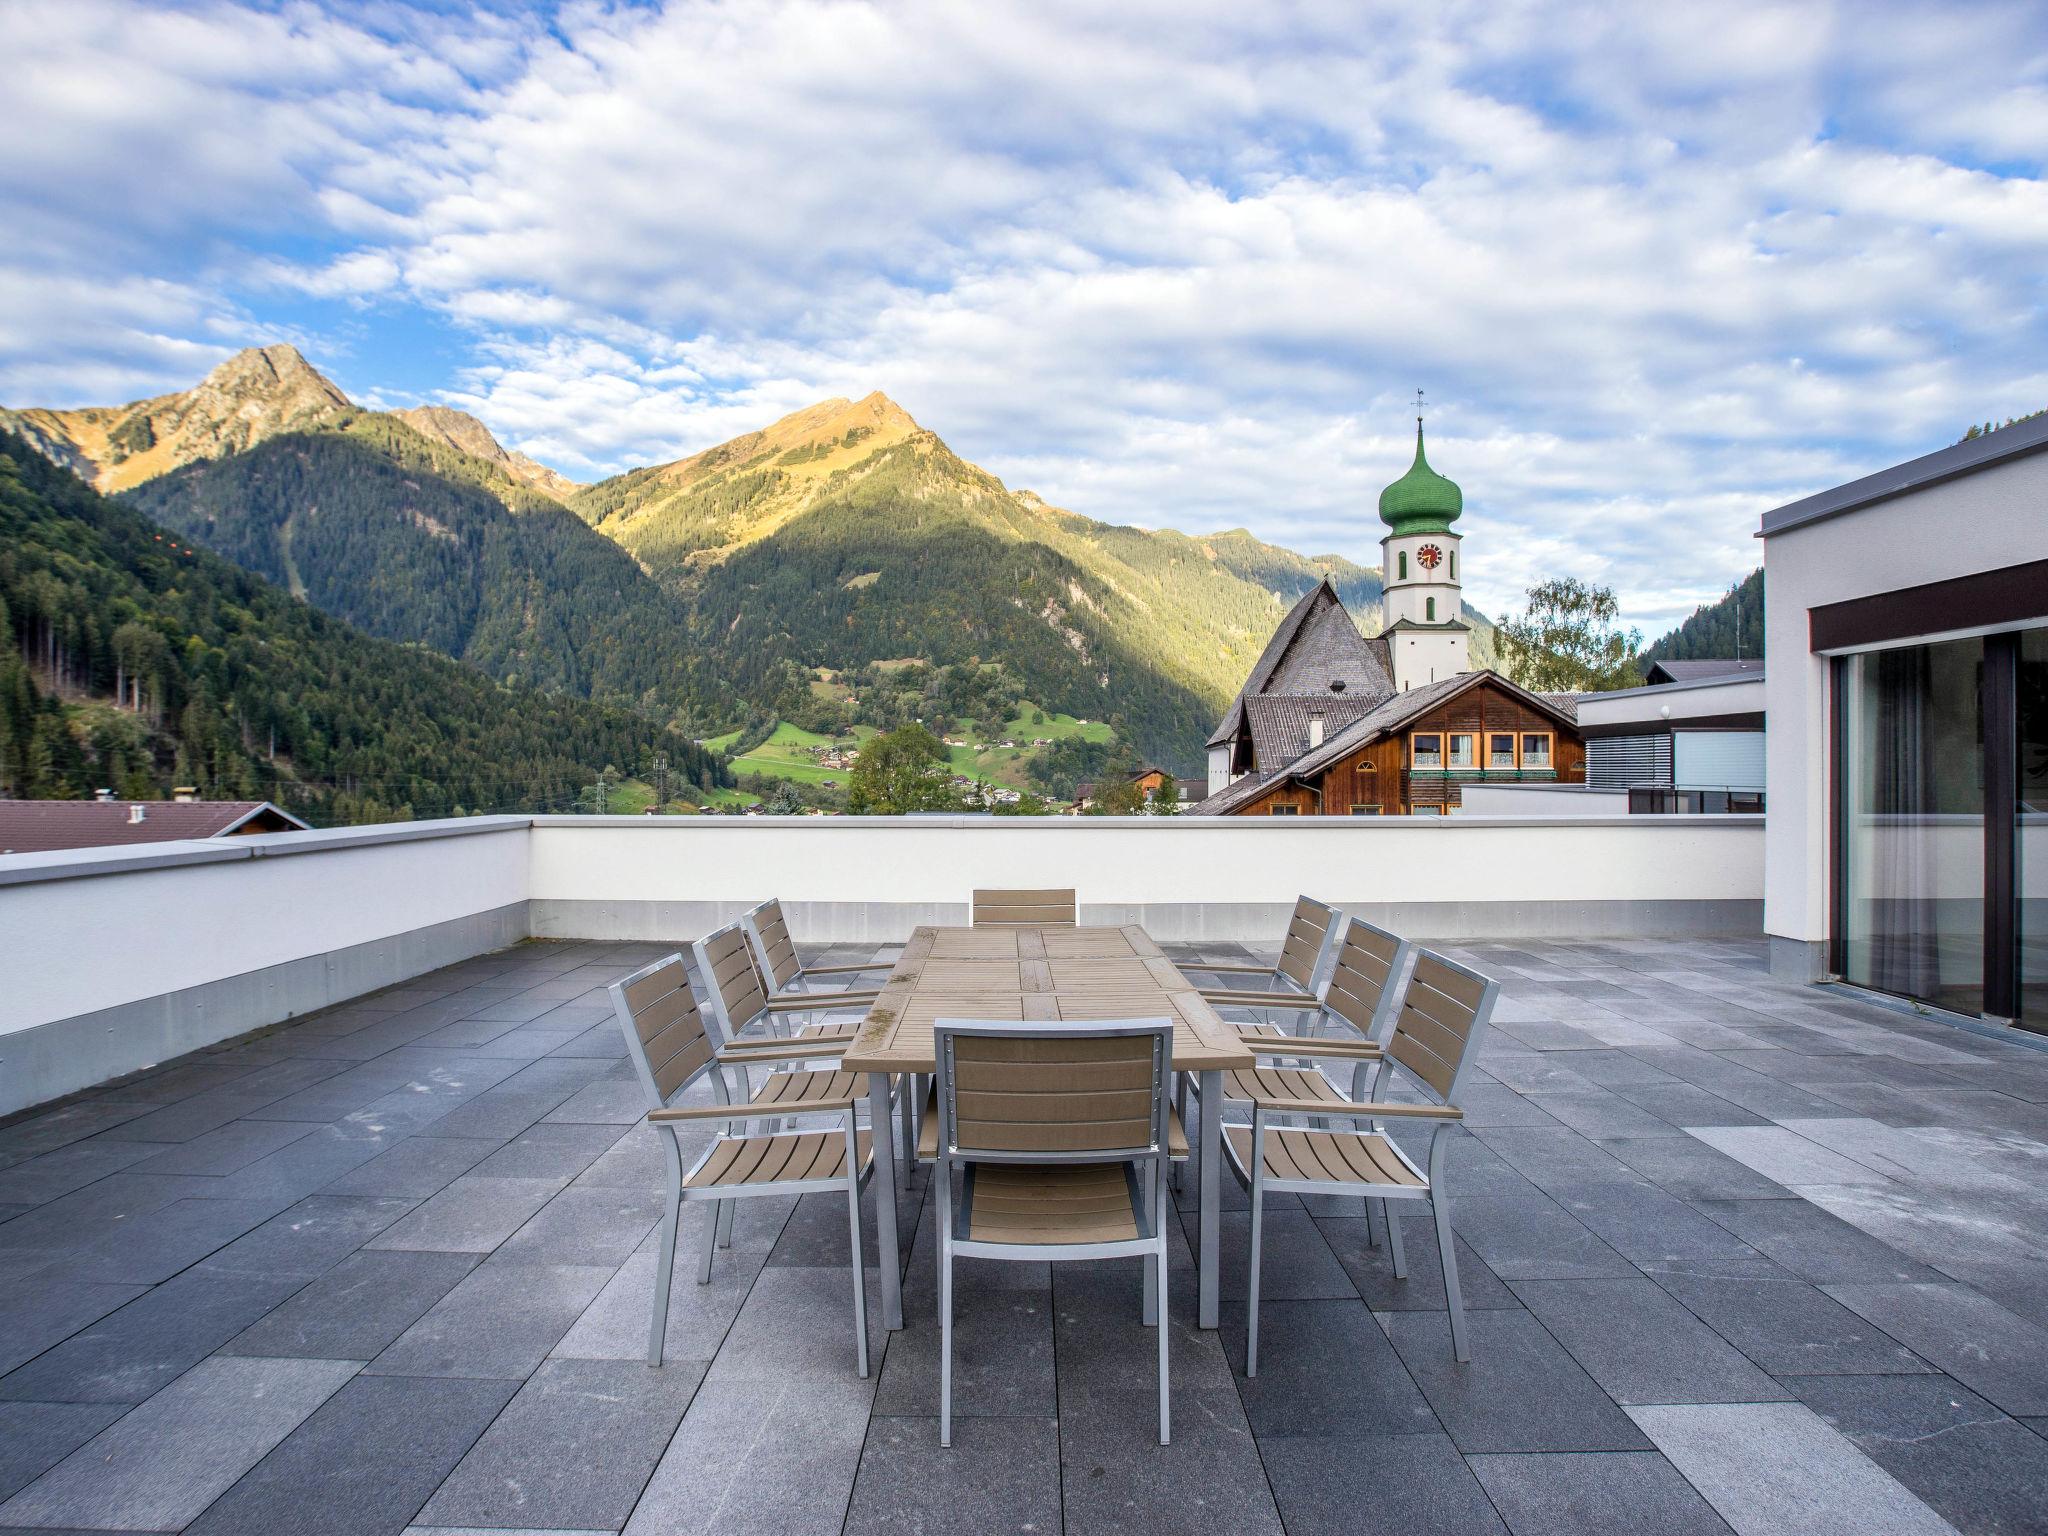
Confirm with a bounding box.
[846,724,967,814]
[764,781,807,816]
[1496,578,1643,693]
[1146,771,1181,815]
[994,790,1054,816]
[1089,774,1147,815]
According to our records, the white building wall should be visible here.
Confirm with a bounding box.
[1762,447,2048,976]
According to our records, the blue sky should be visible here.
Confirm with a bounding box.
[4,0,2045,636]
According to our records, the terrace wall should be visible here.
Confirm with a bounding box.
[1,813,1761,1116]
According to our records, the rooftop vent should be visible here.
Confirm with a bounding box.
[94,788,114,803]
[1329,679,1347,693]
[1307,714,1326,749]
[172,787,198,803]
[128,804,147,825]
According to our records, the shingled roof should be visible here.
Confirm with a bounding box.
[1243,696,1383,770]
[1206,579,1394,748]
[0,800,309,855]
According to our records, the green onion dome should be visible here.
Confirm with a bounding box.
[1378,423,1462,536]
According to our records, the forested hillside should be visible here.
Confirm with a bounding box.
[1641,568,1763,665]
[0,434,728,822]
[127,416,733,723]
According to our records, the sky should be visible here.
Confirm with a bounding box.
[3,0,2045,636]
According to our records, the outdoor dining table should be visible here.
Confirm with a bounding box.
[839,922,1255,1332]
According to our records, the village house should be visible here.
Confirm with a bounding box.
[1195,422,1584,815]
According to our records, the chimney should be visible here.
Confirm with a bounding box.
[95,788,114,803]
[172,786,198,803]
[128,804,147,825]
[1307,713,1325,749]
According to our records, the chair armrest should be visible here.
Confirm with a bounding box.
[765,992,879,1013]
[1254,1099,1460,1120]
[716,1045,846,1065]
[1202,990,1318,1008]
[802,960,897,976]
[1247,1038,1381,1060]
[1181,961,1274,975]
[648,1097,858,1123]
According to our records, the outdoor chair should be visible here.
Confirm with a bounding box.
[741,896,895,1002]
[1181,895,1342,1020]
[932,1017,1175,1446]
[608,953,875,1374]
[969,887,1078,928]
[1222,946,1497,1373]
[698,918,913,1162]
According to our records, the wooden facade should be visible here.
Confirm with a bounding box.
[1231,680,1583,816]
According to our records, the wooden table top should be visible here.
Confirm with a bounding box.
[840,924,1254,1073]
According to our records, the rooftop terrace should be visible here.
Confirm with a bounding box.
[3,930,2045,1535]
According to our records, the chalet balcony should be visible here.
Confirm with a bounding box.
[2,815,2045,1535]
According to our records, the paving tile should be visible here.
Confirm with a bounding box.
[1058,1385,1278,1535]
[0,1404,128,1504]
[624,1368,874,1536]
[0,1277,147,1377]
[876,1282,1055,1419]
[1259,1430,1506,1535]
[1508,1278,1789,1405]
[1219,1300,1438,1438]
[1052,1256,1239,1399]
[1522,1089,1686,1139]
[416,1358,702,1531]
[1687,1126,1898,1187]
[1464,1127,1648,1190]
[0,1173,242,1278]
[470,1123,626,1180]
[0,1141,172,1205]
[0,1100,152,1156]
[540,1076,649,1126]
[183,1374,516,1536]
[703,1264,886,1385]
[224,1249,481,1360]
[128,1119,323,1177]
[1628,1402,1958,1536]
[1384,1308,1651,1453]
[551,1243,765,1363]
[1784,1372,2048,1536]
[365,1260,614,1378]
[1596,1136,1796,1201]
[1316,1212,1521,1311]
[37,1196,284,1285]
[368,1175,569,1254]
[494,1183,664,1266]
[1551,1182,1765,1263]
[843,1416,1061,1536]
[0,1270,306,1403]
[1604,1082,1773,1128]
[1823,1282,2048,1416]
[1692,1197,1944,1283]
[1643,1259,1936,1376]
[193,1194,419,1280]
[0,1355,359,1531]
[1213,1208,1358,1301]
[320,1135,496,1199]
[1468,1451,1732,1535]
[1449,1195,1638,1280]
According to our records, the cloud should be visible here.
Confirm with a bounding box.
[1,0,2044,636]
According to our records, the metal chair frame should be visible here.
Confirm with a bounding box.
[740,896,895,1002]
[933,1016,1175,1447]
[608,952,874,1376]
[1221,946,1498,1374]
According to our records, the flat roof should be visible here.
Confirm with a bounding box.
[1583,671,1767,704]
[1759,413,2048,538]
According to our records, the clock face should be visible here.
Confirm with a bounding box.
[1416,543,1444,571]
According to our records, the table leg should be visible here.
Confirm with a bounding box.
[869,1070,903,1331]
[1198,1067,1221,1329]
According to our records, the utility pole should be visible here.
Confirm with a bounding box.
[650,751,671,809]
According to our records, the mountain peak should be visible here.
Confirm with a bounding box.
[393,404,581,501]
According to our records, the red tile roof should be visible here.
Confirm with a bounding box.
[0,801,310,855]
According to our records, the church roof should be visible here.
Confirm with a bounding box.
[1378,422,1462,536]
[1205,579,1394,748]
[1243,696,1383,770]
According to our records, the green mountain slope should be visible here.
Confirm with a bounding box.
[126,414,727,723]
[0,433,728,821]
[1643,568,1763,665]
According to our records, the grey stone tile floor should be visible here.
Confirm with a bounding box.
[3,934,2047,1533]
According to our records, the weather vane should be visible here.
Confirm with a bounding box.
[1414,387,1425,425]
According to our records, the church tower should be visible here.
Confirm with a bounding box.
[1378,415,1471,691]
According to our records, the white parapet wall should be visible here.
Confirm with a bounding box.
[0,811,1762,1116]
[527,812,1762,943]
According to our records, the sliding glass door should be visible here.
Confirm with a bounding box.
[1836,624,2048,1031]
[1839,637,1986,1015]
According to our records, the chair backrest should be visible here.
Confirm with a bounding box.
[693,919,770,1043]
[1319,916,1411,1041]
[608,953,717,1110]
[1380,948,1497,1107]
[934,1018,1171,1161]
[1276,895,1341,990]
[971,888,1078,928]
[741,897,802,992]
